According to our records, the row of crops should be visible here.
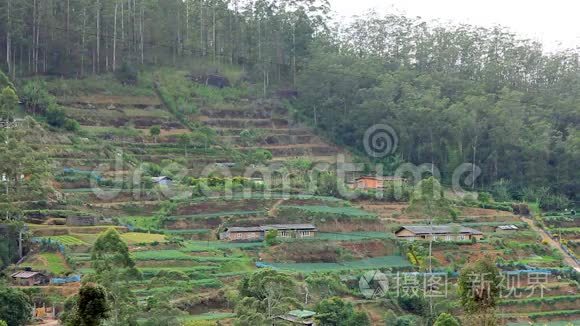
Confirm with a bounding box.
[266,255,411,273]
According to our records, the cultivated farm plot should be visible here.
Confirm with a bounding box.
[279,205,376,218]
[22,252,71,275]
[39,235,87,246]
[181,241,265,251]
[508,320,580,326]
[266,255,411,273]
[180,312,236,322]
[311,232,394,241]
[133,250,192,261]
[121,232,167,244]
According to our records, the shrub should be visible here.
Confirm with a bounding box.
[478,192,492,203]
[265,229,280,246]
[397,295,427,315]
[511,203,530,216]
[0,86,19,121]
[63,118,80,132]
[0,69,14,90]
[45,105,66,127]
[433,313,460,326]
[541,194,572,211]
[394,315,419,326]
[20,80,54,115]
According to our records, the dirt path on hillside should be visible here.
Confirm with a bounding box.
[521,216,580,272]
[31,318,59,326]
[268,198,286,217]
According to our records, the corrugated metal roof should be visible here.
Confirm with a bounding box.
[226,224,317,232]
[287,310,316,318]
[356,176,406,181]
[497,225,519,230]
[262,224,317,231]
[11,271,43,279]
[226,226,263,232]
[396,225,483,235]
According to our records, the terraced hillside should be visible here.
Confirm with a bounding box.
[5,72,577,326]
[198,103,342,163]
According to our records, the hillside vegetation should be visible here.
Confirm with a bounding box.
[0,1,578,326]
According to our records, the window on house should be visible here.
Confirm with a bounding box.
[458,235,466,240]
[445,235,452,241]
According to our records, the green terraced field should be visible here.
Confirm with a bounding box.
[310,232,394,241]
[164,210,265,221]
[133,250,249,262]
[181,312,236,322]
[80,265,222,277]
[172,194,345,203]
[508,320,580,326]
[133,250,196,261]
[121,232,167,244]
[24,252,71,275]
[39,235,87,246]
[118,216,161,230]
[279,205,375,217]
[180,241,265,251]
[267,255,410,273]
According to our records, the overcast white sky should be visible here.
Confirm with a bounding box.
[330,0,580,53]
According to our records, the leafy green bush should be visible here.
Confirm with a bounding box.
[0,86,18,121]
[63,118,80,132]
[527,309,580,321]
[394,315,419,326]
[478,192,492,203]
[20,80,55,115]
[0,69,14,90]
[265,229,280,246]
[541,194,572,211]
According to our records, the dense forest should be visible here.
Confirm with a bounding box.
[0,0,578,204]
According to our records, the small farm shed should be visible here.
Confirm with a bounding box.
[261,224,317,239]
[221,224,318,242]
[276,310,317,325]
[11,271,49,286]
[354,176,406,190]
[395,225,483,241]
[221,226,264,242]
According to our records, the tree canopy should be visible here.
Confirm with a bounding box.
[0,285,32,326]
[314,297,370,326]
[91,228,136,273]
[458,257,501,324]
